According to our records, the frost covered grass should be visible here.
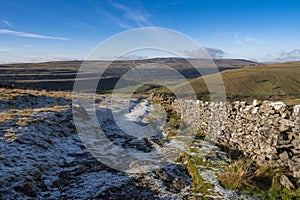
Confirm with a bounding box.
[0,105,69,125]
[0,88,72,99]
[0,113,14,123]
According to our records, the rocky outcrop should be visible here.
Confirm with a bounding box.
[155,94,300,179]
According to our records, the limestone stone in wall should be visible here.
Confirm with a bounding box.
[167,97,300,178]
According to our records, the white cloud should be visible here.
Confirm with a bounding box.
[0,29,70,40]
[0,47,12,52]
[170,1,184,5]
[183,47,224,59]
[274,49,300,62]
[118,22,133,29]
[0,56,79,64]
[117,54,148,60]
[234,32,256,44]
[98,8,133,29]
[245,37,256,42]
[1,19,13,27]
[111,1,151,27]
[68,18,95,29]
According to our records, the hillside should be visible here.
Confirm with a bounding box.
[0,58,257,92]
[1,59,299,103]
[159,61,300,104]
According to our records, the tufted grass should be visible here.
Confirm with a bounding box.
[0,113,14,123]
[219,157,300,199]
[218,158,255,190]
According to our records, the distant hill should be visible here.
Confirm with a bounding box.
[0,58,258,91]
[159,61,300,104]
[213,59,258,67]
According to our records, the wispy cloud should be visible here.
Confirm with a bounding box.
[234,32,256,44]
[270,49,300,62]
[0,29,69,40]
[110,1,151,27]
[118,22,133,29]
[68,18,95,29]
[170,1,184,5]
[183,47,225,59]
[1,19,13,27]
[0,48,12,52]
[0,56,79,64]
[99,8,134,29]
[52,11,95,30]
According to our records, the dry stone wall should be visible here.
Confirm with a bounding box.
[154,94,300,178]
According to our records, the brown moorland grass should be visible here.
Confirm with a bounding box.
[157,61,300,104]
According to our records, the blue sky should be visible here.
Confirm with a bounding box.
[0,0,300,63]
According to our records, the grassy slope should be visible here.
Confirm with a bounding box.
[165,61,300,103]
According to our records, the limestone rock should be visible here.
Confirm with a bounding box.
[293,105,300,116]
[270,102,286,111]
[280,174,295,190]
[279,152,289,162]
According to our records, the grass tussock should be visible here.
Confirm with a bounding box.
[3,132,20,142]
[165,130,178,140]
[219,157,300,199]
[195,129,206,140]
[219,158,255,190]
[18,109,35,116]
[0,113,14,123]
[17,117,32,125]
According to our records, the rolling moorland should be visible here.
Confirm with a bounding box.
[0,58,257,92]
[1,58,298,105]
[1,58,300,199]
